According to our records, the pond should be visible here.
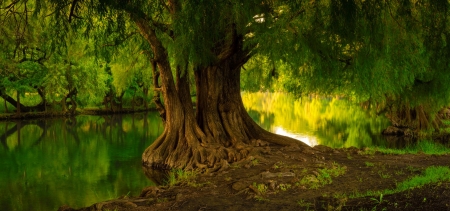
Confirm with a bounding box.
[0,93,393,210]
[242,92,393,148]
[0,113,163,211]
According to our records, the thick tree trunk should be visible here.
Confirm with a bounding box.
[135,16,308,171]
[16,92,21,115]
[385,104,441,135]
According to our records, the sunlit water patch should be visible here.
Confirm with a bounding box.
[243,92,391,148]
[274,127,318,147]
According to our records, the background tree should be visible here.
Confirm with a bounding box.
[0,0,50,114]
[243,0,450,136]
[5,0,450,170]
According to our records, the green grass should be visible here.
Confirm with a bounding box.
[296,163,347,189]
[377,171,391,179]
[165,169,198,186]
[365,140,450,155]
[441,119,450,126]
[349,166,450,198]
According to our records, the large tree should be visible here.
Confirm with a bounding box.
[5,0,450,170]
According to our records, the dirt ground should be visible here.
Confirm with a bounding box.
[59,145,450,211]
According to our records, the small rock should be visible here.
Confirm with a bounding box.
[261,171,295,178]
[232,181,249,191]
[311,171,319,176]
[268,180,277,191]
[140,186,160,197]
[124,202,138,208]
[245,194,254,200]
[252,139,269,146]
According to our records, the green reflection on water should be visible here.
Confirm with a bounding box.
[243,92,391,148]
[0,113,163,211]
[0,94,392,210]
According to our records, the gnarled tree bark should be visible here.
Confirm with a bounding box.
[134,15,308,171]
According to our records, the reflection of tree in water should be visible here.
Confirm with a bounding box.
[295,99,391,148]
[0,113,163,211]
[247,109,275,130]
[142,167,168,186]
[0,120,49,150]
[243,93,392,148]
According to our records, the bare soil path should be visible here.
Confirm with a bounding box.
[59,145,450,211]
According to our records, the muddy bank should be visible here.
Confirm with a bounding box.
[58,145,450,211]
[0,108,156,121]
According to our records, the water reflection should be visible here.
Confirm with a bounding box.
[243,92,391,148]
[274,127,318,147]
[0,113,163,211]
[0,93,398,210]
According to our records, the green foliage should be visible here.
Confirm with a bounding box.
[365,162,375,167]
[3,0,450,128]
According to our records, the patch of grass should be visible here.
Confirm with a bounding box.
[370,193,383,204]
[396,166,450,190]
[251,158,259,166]
[378,171,391,179]
[279,183,292,191]
[442,119,450,126]
[346,153,353,159]
[156,198,169,203]
[370,193,385,211]
[395,170,405,175]
[165,169,197,186]
[357,176,363,182]
[297,163,346,189]
[253,182,268,194]
[254,195,269,202]
[252,182,269,202]
[272,161,284,169]
[406,165,420,173]
[365,140,450,155]
[365,161,375,167]
[297,199,313,209]
[349,166,450,198]
[230,163,241,169]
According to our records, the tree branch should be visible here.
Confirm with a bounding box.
[101,31,138,47]
[68,0,79,23]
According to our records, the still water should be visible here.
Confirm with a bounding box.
[0,93,392,210]
[243,92,392,148]
[0,113,163,211]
